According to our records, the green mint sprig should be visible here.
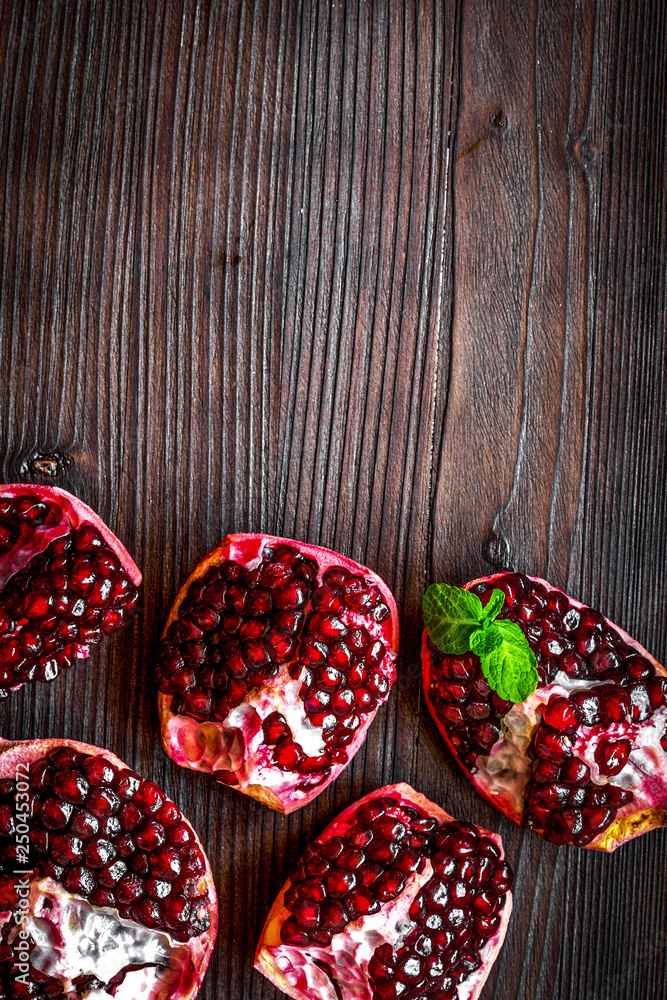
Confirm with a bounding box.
[422,583,538,704]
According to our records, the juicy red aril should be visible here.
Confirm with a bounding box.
[51,834,83,864]
[374,869,408,901]
[133,781,164,814]
[571,691,601,726]
[52,763,90,794]
[595,738,631,776]
[82,756,117,786]
[149,846,182,879]
[599,687,629,724]
[533,728,572,762]
[649,677,667,708]
[560,651,588,678]
[327,870,357,897]
[590,646,622,675]
[542,696,579,733]
[135,820,166,851]
[274,742,304,769]
[263,712,290,744]
[41,797,74,829]
[84,837,117,868]
[309,613,348,643]
[629,684,651,722]
[625,655,653,680]
[87,787,121,816]
[63,865,96,896]
[560,758,591,785]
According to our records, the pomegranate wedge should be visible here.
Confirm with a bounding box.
[423,572,667,850]
[255,783,513,1000]
[0,484,141,697]
[0,737,216,999]
[155,534,398,813]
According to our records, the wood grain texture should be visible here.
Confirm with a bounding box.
[0,1,665,998]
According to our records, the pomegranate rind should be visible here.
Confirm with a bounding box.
[0,737,217,1000]
[158,533,399,813]
[254,782,512,1000]
[422,573,667,853]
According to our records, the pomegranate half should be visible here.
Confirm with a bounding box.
[255,782,513,1000]
[423,571,667,850]
[0,484,141,696]
[0,737,216,998]
[155,534,398,813]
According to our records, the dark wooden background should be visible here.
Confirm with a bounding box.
[1,1,666,997]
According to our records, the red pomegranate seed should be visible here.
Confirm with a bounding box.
[533,727,572,762]
[51,833,84,865]
[599,687,630,724]
[326,870,357,898]
[82,756,117,786]
[560,758,591,785]
[133,781,164,815]
[594,738,631,776]
[84,837,117,868]
[625,655,653,680]
[274,742,304,769]
[293,898,321,929]
[559,651,589,678]
[40,796,74,829]
[309,613,348,644]
[148,846,182,880]
[86,787,121,817]
[649,677,667,709]
[62,866,96,896]
[570,691,601,726]
[589,646,622,675]
[629,683,651,722]
[533,760,561,783]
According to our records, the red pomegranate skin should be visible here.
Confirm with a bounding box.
[422,572,667,852]
[0,737,217,1000]
[155,534,398,813]
[0,484,141,696]
[255,783,513,1000]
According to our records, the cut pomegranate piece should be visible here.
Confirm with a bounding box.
[423,572,667,851]
[155,534,398,813]
[0,737,216,999]
[255,783,512,1000]
[0,484,141,696]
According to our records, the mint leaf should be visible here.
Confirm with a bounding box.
[422,584,484,656]
[477,619,539,703]
[423,582,538,704]
[469,621,504,658]
[479,588,505,623]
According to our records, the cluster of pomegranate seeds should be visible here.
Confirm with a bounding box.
[155,545,392,780]
[0,950,65,1000]
[427,572,667,846]
[0,493,60,552]
[280,796,512,1000]
[0,748,210,943]
[0,495,140,695]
